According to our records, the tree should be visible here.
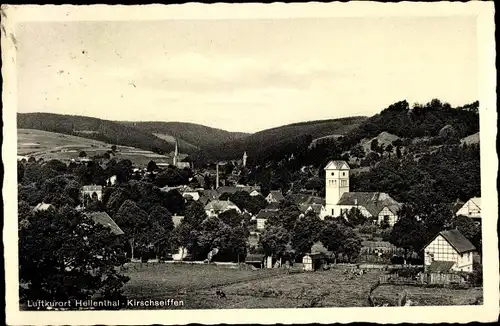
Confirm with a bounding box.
[111,145,117,152]
[18,161,25,183]
[149,205,174,234]
[370,139,379,152]
[79,151,87,158]
[450,215,481,251]
[267,202,301,232]
[291,213,324,256]
[388,205,426,262]
[259,225,291,259]
[106,188,130,217]
[147,160,159,173]
[218,209,243,228]
[343,207,367,226]
[19,206,129,303]
[183,201,207,229]
[114,200,149,259]
[339,226,362,263]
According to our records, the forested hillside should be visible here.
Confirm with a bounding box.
[120,121,249,150]
[17,113,176,154]
[246,99,481,206]
[197,116,367,163]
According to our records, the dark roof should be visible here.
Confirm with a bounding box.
[256,209,279,219]
[268,190,285,201]
[299,203,324,214]
[287,194,325,206]
[265,202,280,210]
[201,189,219,199]
[427,261,455,273]
[85,212,124,236]
[198,195,210,206]
[217,186,242,195]
[439,229,476,254]
[337,192,402,217]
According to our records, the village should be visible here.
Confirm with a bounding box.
[17,134,484,309]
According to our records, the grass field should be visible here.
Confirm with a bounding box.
[18,129,172,166]
[121,263,483,309]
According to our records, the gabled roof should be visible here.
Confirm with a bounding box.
[198,195,211,206]
[299,203,324,214]
[287,194,325,206]
[427,261,455,273]
[256,209,279,219]
[267,190,285,201]
[85,212,124,236]
[33,202,54,212]
[438,229,476,254]
[204,200,241,213]
[337,192,402,217]
[324,160,350,170]
[217,186,241,195]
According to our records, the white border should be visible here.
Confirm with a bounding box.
[2,2,498,325]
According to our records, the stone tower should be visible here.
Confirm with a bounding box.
[242,151,248,167]
[324,160,350,217]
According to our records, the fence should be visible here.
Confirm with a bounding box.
[379,273,474,289]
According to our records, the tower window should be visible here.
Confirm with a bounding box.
[342,172,346,176]
[331,172,335,176]
[341,180,347,187]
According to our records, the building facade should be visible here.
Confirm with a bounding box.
[424,229,476,273]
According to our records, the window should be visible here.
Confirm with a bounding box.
[342,172,346,176]
[331,209,334,215]
[341,180,347,187]
[331,172,335,176]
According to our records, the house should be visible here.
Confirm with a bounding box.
[455,197,481,221]
[255,209,279,230]
[84,211,124,236]
[302,252,329,271]
[266,190,285,203]
[287,194,325,206]
[81,185,103,201]
[33,202,55,212]
[324,160,402,225]
[204,200,241,217]
[423,229,476,273]
[200,189,220,201]
[265,202,280,211]
[106,175,117,186]
[299,203,326,217]
[249,189,262,197]
[172,215,184,228]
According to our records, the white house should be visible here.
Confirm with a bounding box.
[324,160,402,225]
[423,229,476,273]
[204,200,241,217]
[455,197,481,221]
[81,185,103,201]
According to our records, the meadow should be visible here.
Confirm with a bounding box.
[18,129,172,166]
[121,263,482,309]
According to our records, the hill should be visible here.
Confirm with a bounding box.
[197,116,367,163]
[120,121,249,151]
[17,113,176,154]
[18,128,173,166]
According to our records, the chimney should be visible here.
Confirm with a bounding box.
[216,162,220,189]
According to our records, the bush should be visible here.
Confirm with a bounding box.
[358,223,378,235]
[469,263,483,286]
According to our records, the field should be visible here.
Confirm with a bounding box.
[121,263,482,310]
[18,129,172,166]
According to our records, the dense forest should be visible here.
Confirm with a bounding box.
[121,121,249,150]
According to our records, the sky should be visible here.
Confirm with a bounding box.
[16,16,478,133]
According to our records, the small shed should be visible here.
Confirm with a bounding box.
[302,252,328,271]
[245,253,265,269]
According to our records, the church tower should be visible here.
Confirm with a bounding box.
[173,139,179,166]
[324,160,350,217]
[242,151,248,167]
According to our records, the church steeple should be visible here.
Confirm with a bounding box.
[173,139,179,166]
[242,151,248,167]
